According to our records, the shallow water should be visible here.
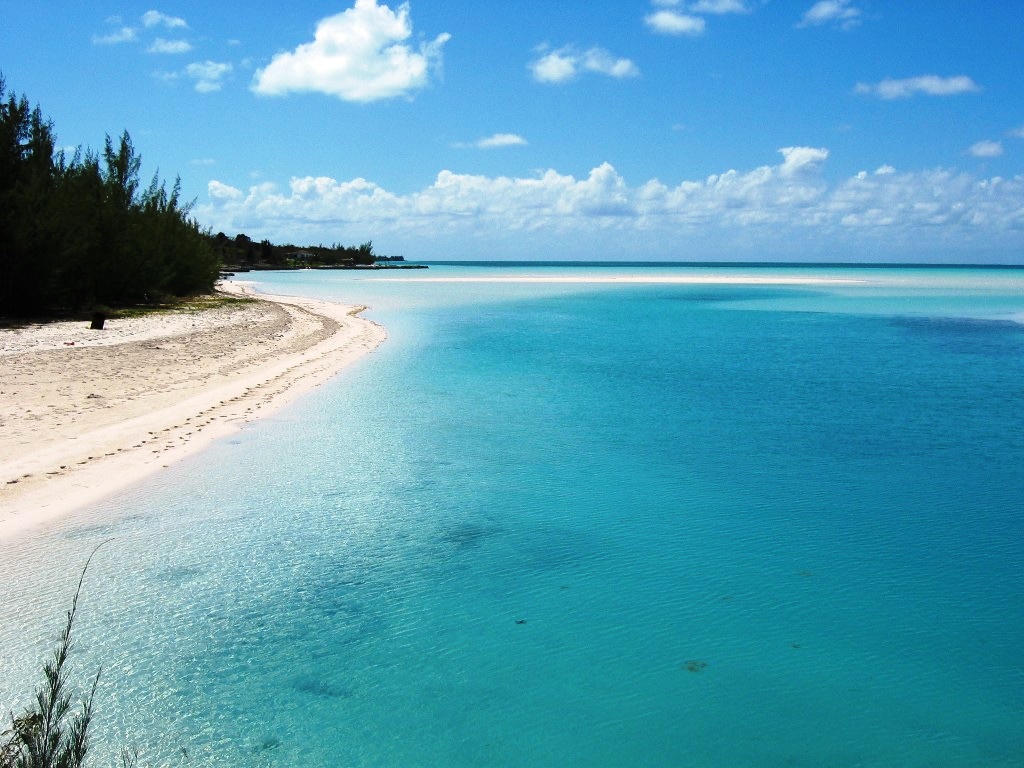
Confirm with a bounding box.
[2,264,1023,766]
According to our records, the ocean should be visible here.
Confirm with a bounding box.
[2,263,1023,766]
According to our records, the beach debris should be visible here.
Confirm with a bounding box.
[682,660,708,673]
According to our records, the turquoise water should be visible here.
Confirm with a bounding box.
[2,264,1023,766]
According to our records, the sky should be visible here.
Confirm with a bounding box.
[2,0,1023,262]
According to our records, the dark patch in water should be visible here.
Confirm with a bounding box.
[662,287,822,305]
[150,564,204,585]
[893,315,1024,356]
[320,596,367,619]
[293,676,354,699]
[440,521,494,549]
[254,735,281,752]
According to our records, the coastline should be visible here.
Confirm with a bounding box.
[0,281,386,539]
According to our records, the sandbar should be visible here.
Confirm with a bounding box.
[0,283,385,539]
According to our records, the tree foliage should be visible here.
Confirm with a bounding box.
[1,550,103,768]
[213,233,380,268]
[0,76,220,316]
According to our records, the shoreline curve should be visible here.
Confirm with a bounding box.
[0,281,386,539]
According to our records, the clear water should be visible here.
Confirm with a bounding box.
[2,264,1023,766]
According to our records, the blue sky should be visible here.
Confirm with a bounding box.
[3,1,1023,262]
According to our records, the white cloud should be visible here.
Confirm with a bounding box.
[186,61,233,92]
[196,148,1024,259]
[93,27,137,45]
[252,0,450,102]
[969,140,1003,158]
[582,49,640,79]
[530,50,578,83]
[148,38,193,54]
[798,0,862,29]
[475,133,528,149]
[1008,125,1024,139]
[142,10,188,29]
[645,10,706,35]
[530,46,639,83]
[208,180,244,201]
[688,0,751,13]
[855,75,980,100]
[778,146,829,176]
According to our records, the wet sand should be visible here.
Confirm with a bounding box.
[0,283,385,538]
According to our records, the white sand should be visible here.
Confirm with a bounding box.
[0,282,385,539]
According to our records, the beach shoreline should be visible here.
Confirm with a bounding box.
[0,282,386,539]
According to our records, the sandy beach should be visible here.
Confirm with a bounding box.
[0,283,385,538]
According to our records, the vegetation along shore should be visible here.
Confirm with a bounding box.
[1,75,417,321]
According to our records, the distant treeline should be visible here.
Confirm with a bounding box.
[212,233,403,269]
[0,76,219,317]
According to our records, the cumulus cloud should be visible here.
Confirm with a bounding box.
[645,11,707,35]
[1008,125,1024,139]
[252,0,450,102]
[778,146,829,176]
[208,180,244,201]
[142,10,188,29]
[530,46,639,83]
[148,38,192,54]
[798,0,862,29]
[196,147,1024,258]
[530,50,576,83]
[969,140,1003,158]
[644,0,750,38]
[855,75,981,100]
[186,61,233,92]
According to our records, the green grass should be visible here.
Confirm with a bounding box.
[0,292,256,328]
